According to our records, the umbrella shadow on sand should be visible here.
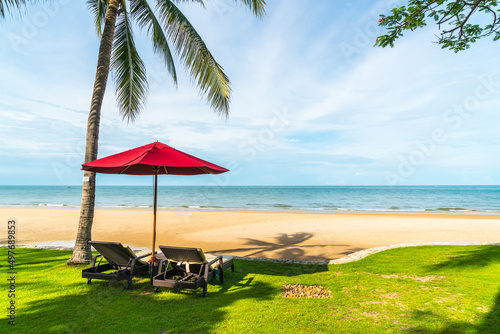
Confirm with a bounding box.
[211,232,365,262]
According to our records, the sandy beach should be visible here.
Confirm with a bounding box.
[2,208,499,262]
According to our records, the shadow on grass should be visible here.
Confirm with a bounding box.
[8,248,71,267]
[407,309,477,333]
[477,289,500,333]
[425,246,500,271]
[10,265,278,334]
[236,258,329,277]
[405,289,500,333]
[211,232,356,262]
[2,248,335,333]
[410,246,500,333]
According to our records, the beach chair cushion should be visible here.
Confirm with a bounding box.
[82,241,151,288]
[205,254,234,270]
[153,245,235,296]
[160,246,207,264]
[159,246,233,269]
[89,241,147,266]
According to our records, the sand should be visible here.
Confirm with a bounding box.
[1,208,499,262]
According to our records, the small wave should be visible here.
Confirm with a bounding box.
[179,205,215,209]
[320,205,340,209]
[98,205,152,209]
[336,207,428,213]
[273,204,292,208]
[437,207,467,212]
[295,207,331,211]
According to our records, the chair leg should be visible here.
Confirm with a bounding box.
[126,280,132,290]
[231,264,235,272]
[202,282,207,297]
[220,269,224,284]
[86,279,92,285]
[154,287,159,293]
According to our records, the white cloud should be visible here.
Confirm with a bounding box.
[0,0,499,185]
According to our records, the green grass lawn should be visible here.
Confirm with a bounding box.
[1,245,499,333]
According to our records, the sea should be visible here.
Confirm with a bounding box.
[1,185,499,214]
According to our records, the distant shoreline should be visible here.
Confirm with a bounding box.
[1,204,499,216]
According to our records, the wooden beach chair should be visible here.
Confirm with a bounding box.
[152,245,235,297]
[82,241,152,289]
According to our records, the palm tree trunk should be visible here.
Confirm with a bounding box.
[67,0,121,265]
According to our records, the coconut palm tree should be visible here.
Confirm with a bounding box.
[0,0,266,264]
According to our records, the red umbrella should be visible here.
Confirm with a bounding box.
[82,141,229,264]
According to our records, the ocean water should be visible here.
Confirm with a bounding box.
[1,185,499,214]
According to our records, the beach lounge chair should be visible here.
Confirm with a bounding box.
[82,241,152,289]
[152,245,235,297]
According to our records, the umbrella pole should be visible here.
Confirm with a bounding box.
[151,167,159,284]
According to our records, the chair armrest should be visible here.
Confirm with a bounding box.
[130,252,151,272]
[157,259,169,274]
[134,252,153,261]
[208,255,223,273]
[162,260,173,279]
[130,252,156,276]
[203,263,210,281]
[207,255,222,266]
[130,251,157,267]
[158,258,168,267]
[91,254,102,268]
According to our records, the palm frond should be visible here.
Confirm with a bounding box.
[168,1,265,18]
[131,0,177,85]
[170,0,205,8]
[157,0,231,117]
[111,5,149,122]
[86,0,108,37]
[233,0,267,18]
[0,0,42,18]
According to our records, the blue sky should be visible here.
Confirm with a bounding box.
[1,0,500,186]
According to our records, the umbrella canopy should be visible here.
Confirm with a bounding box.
[82,141,229,270]
[82,141,229,175]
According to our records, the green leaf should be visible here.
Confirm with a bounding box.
[233,0,267,18]
[157,0,231,117]
[0,0,38,18]
[86,0,108,37]
[376,0,500,51]
[131,0,177,85]
[111,9,149,122]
